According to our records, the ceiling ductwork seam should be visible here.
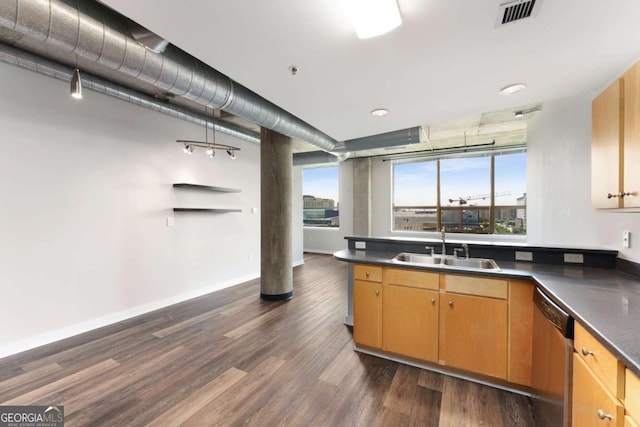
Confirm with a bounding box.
[0,0,337,152]
[0,43,260,144]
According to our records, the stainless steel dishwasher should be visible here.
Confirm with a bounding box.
[531,287,575,427]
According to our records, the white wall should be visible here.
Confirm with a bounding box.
[0,62,262,357]
[299,161,354,254]
[527,92,640,262]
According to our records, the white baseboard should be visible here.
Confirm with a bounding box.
[0,271,261,360]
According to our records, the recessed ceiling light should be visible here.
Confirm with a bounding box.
[499,83,527,95]
[371,108,389,117]
[343,0,402,39]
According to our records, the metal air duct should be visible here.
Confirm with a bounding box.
[0,0,336,152]
[0,44,261,144]
[333,126,422,152]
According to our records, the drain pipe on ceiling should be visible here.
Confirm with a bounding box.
[0,44,260,144]
[0,0,337,152]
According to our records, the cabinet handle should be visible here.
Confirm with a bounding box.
[608,191,632,199]
[448,300,453,306]
[375,290,379,296]
[431,298,436,305]
[597,409,613,420]
[365,271,370,278]
[582,347,594,357]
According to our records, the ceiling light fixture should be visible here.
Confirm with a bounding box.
[499,83,527,95]
[177,106,241,159]
[343,0,402,39]
[70,55,82,99]
[371,108,389,117]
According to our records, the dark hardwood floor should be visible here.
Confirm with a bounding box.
[0,254,535,426]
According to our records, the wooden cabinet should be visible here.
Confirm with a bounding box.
[572,353,624,427]
[351,265,532,384]
[353,264,382,349]
[575,322,625,398]
[508,279,534,386]
[382,268,439,362]
[626,369,640,426]
[626,416,640,427]
[439,291,508,379]
[592,61,640,209]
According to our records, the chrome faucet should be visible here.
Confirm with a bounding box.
[441,226,446,256]
[455,243,469,259]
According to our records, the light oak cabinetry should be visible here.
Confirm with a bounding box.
[382,268,439,362]
[352,264,534,384]
[508,280,535,386]
[592,61,640,209]
[573,353,624,427]
[439,274,509,379]
[572,322,635,427]
[353,265,383,349]
[626,369,640,427]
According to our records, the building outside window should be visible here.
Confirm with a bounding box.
[302,166,339,227]
[393,151,526,235]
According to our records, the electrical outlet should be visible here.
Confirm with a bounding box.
[623,231,631,248]
[355,241,366,249]
[515,251,533,261]
[167,216,174,227]
[564,253,584,264]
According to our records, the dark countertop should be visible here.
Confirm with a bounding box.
[334,248,640,377]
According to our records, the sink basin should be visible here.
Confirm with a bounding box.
[391,252,500,271]
[442,257,500,270]
[392,252,442,264]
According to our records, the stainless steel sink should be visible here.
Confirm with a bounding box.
[391,252,500,271]
[442,257,500,270]
[392,252,442,264]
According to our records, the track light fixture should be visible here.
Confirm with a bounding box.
[70,67,82,99]
[177,106,241,159]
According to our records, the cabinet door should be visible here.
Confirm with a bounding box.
[508,280,534,386]
[353,280,382,348]
[439,293,508,379]
[572,353,624,427]
[592,78,624,208]
[624,62,640,207]
[382,284,438,362]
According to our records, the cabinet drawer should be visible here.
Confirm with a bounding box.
[572,353,624,427]
[444,274,508,299]
[575,323,625,398]
[354,264,382,282]
[626,369,640,421]
[384,267,439,290]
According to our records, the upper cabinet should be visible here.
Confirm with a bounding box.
[592,62,640,209]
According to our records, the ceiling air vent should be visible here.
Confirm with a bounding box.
[496,0,542,26]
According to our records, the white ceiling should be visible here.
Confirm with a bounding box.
[100,0,640,143]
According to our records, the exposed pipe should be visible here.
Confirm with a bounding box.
[0,43,261,144]
[0,0,337,151]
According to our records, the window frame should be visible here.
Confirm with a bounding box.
[391,151,526,238]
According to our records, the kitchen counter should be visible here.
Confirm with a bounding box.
[334,248,640,378]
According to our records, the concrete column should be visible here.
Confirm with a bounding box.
[260,128,293,300]
[353,157,371,236]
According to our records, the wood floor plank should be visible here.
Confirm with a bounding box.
[146,366,247,426]
[0,363,63,396]
[417,368,445,392]
[151,310,222,338]
[1,359,119,405]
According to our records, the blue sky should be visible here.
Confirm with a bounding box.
[394,153,526,206]
[303,167,339,202]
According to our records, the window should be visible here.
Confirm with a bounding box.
[303,166,339,227]
[392,152,526,235]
